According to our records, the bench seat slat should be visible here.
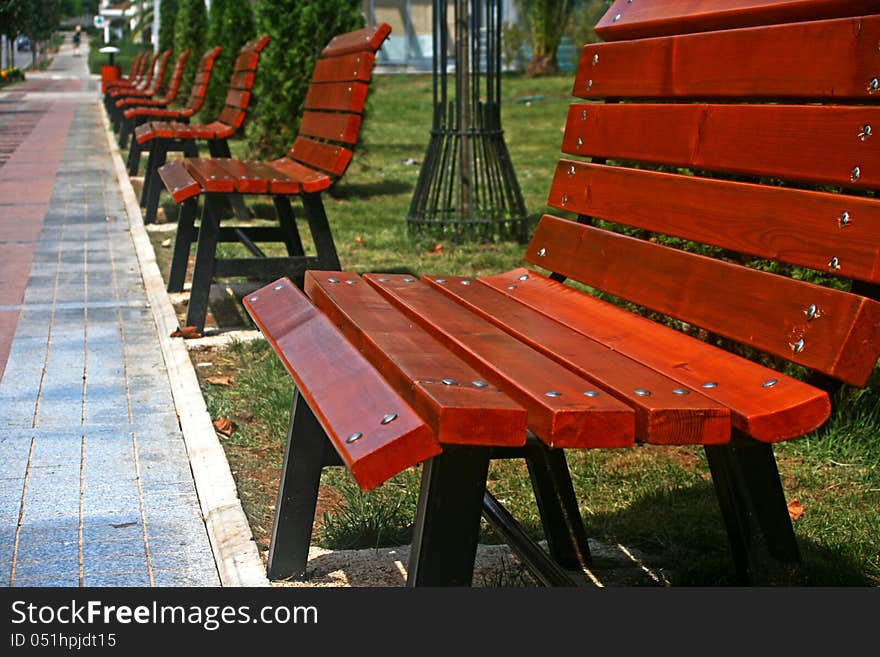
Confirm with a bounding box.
[528,215,880,386]
[578,15,879,100]
[321,23,392,57]
[210,158,271,193]
[266,158,332,193]
[243,278,441,491]
[304,271,528,446]
[183,158,235,193]
[423,275,730,445]
[549,160,880,284]
[594,0,879,41]
[157,160,202,203]
[562,103,880,188]
[481,268,832,443]
[364,274,636,449]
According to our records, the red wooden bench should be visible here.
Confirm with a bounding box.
[155,23,392,333]
[134,36,270,225]
[103,50,148,93]
[102,50,162,114]
[122,46,222,166]
[242,2,880,587]
[111,49,190,138]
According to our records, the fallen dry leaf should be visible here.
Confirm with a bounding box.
[206,375,233,386]
[355,235,365,246]
[787,499,805,521]
[213,417,235,436]
[170,326,202,339]
[160,238,172,248]
[428,243,443,254]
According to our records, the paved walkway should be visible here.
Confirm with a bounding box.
[0,42,221,586]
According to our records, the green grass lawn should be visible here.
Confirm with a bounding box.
[147,72,879,586]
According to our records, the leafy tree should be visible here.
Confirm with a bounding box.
[158,0,178,54]
[201,0,254,119]
[173,0,206,99]
[246,0,363,158]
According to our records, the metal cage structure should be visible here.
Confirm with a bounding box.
[406,0,528,243]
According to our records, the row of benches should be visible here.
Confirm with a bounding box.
[104,1,880,587]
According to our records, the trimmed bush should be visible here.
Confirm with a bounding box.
[173,0,207,100]
[245,0,364,158]
[201,0,255,119]
[158,0,178,54]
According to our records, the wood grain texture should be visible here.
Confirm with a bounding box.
[216,106,246,129]
[576,15,880,100]
[183,158,236,193]
[287,137,353,177]
[211,159,270,193]
[266,158,332,193]
[303,82,368,113]
[422,275,730,445]
[321,23,391,57]
[481,268,831,442]
[304,271,528,446]
[548,160,880,283]
[311,52,376,83]
[562,103,880,188]
[242,277,441,491]
[298,111,362,145]
[364,274,636,449]
[526,215,880,386]
[595,0,879,40]
[223,89,251,110]
[157,160,202,203]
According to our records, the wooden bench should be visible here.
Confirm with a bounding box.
[123,46,223,174]
[133,36,270,225]
[240,1,880,587]
[155,23,392,333]
[102,50,162,114]
[103,50,149,93]
[111,49,190,140]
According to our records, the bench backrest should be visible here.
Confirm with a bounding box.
[147,49,172,94]
[139,51,161,89]
[282,23,392,180]
[181,45,223,114]
[161,49,190,103]
[533,0,880,388]
[213,35,271,130]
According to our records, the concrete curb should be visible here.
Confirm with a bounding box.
[99,106,269,587]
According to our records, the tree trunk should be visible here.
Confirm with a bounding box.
[526,52,559,77]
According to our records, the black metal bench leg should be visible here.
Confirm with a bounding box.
[705,438,801,585]
[127,137,142,176]
[406,446,491,587]
[525,443,592,569]
[267,390,336,581]
[272,196,306,256]
[118,118,132,149]
[184,196,222,332]
[301,193,341,270]
[139,140,159,206]
[143,141,170,224]
[167,196,199,293]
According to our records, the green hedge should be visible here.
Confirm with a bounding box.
[245,0,363,158]
[201,0,255,119]
[173,0,207,100]
[158,0,178,54]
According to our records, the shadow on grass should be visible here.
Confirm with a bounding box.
[327,179,412,199]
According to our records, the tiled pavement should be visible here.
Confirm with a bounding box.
[0,44,221,586]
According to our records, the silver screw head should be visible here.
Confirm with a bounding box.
[435,278,447,284]
[545,391,562,397]
[568,164,576,176]
[851,166,861,182]
[380,413,398,425]
[378,277,389,282]
[403,277,415,282]
[581,109,587,121]
[472,380,488,388]
[441,378,457,386]
[561,194,568,205]
[869,77,879,93]
[583,390,600,397]
[249,296,258,302]
[273,284,283,290]
[327,277,339,283]
[792,338,805,354]
[829,256,841,270]
[672,388,689,395]
[587,79,593,90]
[518,274,529,281]
[592,53,599,65]
[346,432,363,443]
[345,280,356,285]
[805,304,818,319]
[461,280,472,286]
[860,124,873,141]
[613,13,621,22]
[633,388,651,397]
[839,211,850,227]
[576,137,583,148]
[762,379,778,388]
[506,285,517,290]
[702,381,718,389]
[538,247,546,257]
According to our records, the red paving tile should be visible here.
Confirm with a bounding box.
[0,243,37,305]
[0,311,19,381]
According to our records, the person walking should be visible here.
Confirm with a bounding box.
[72,25,81,56]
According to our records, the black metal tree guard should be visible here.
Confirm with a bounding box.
[407,0,528,243]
